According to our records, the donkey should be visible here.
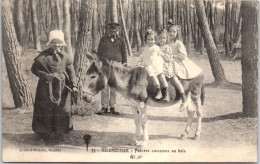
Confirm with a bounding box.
[82,59,205,147]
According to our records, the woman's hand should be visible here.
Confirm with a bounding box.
[45,73,54,81]
[72,87,78,93]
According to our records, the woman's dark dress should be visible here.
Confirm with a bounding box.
[31,48,77,135]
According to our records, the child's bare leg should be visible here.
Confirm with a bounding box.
[158,74,169,101]
[150,76,162,99]
[171,76,186,103]
[158,74,168,88]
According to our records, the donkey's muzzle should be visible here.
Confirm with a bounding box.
[82,92,92,103]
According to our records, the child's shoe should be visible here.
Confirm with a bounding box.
[154,87,162,100]
[161,87,170,102]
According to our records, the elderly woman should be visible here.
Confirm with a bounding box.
[31,30,78,143]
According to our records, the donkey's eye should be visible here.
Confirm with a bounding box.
[90,75,97,79]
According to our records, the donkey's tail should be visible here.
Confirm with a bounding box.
[200,84,205,105]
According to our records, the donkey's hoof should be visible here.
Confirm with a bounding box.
[129,140,138,146]
[180,134,187,140]
[179,104,186,112]
[194,134,200,140]
[140,141,148,148]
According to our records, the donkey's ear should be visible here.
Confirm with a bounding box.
[86,52,96,61]
[87,61,99,74]
[96,59,102,67]
[91,51,98,60]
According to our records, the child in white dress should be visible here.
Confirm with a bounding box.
[167,22,202,80]
[139,29,168,100]
[157,29,187,104]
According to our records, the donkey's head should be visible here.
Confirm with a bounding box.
[82,60,108,103]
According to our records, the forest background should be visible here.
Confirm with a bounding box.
[1,1,258,162]
[1,0,258,118]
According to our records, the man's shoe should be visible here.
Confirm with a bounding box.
[110,107,119,115]
[97,107,108,115]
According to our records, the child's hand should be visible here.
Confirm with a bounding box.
[162,49,167,53]
[173,53,185,60]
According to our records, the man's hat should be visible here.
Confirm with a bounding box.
[107,20,120,29]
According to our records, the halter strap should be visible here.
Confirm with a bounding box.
[106,62,117,88]
[81,61,112,98]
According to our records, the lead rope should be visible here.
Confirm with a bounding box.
[37,58,72,104]
[48,80,61,104]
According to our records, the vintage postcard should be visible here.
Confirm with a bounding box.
[2,0,258,162]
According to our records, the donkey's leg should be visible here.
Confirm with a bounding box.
[191,90,203,140]
[130,105,143,146]
[181,94,195,140]
[194,98,202,140]
[140,103,149,147]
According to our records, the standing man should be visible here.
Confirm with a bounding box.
[96,21,127,115]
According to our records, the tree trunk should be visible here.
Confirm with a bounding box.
[63,0,73,57]
[109,0,118,23]
[241,1,258,117]
[92,0,99,54]
[73,0,94,102]
[39,0,51,41]
[224,0,231,56]
[155,0,163,31]
[182,3,187,45]
[208,0,217,44]
[30,0,41,51]
[234,8,242,44]
[119,0,133,56]
[23,0,32,47]
[230,0,237,42]
[198,29,204,56]
[74,0,94,71]
[2,0,33,108]
[195,0,227,84]
[71,0,80,48]
[129,22,133,46]
[185,0,191,54]
[140,1,145,45]
[133,0,141,51]
[193,6,198,49]
[55,0,62,30]
[13,0,26,47]
[163,0,168,29]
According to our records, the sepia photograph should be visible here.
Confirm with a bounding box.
[1,0,258,162]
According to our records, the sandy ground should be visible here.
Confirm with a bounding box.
[1,45,258,162]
